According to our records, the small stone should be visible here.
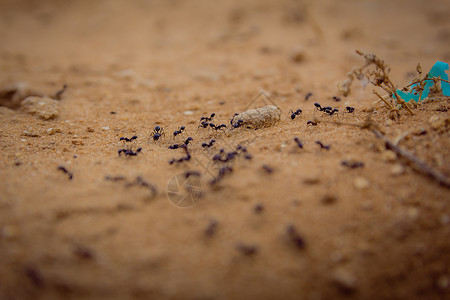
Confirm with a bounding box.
[21,96,59,120]
[72,140,84,145]
[86,127,95,132]
[184,110,193,115]
[290,46,306,63]
[428,115,448,131]
[390,164,405,175]
[381,150,397,162]
[332,268,357,293]
[101,126,109,130]
[22,130,40,137]
[46,128,61,135]
[354,177,369,190]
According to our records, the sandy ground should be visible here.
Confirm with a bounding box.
[0,0,450,299]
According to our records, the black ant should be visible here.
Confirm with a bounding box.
[236,145,252,160]
[230,113,239,125]
[315,141,330,150]
[305,92,313,101]
[214,124,227,131]
[307,120,318,126]
[286,224,305,250]
[205,219,218,237]
[341,160,364,168]
[294,137,303,149]
[173,126,186,137]
[315,103,338,115]
[169,137,193,149]
[324,108,338,115]
[202,139,216,148]
[262,164,273,174]
[289,109,302,120]
[169,146,191,164]
[346,106,355,113]
[236,243,259,256]
[200,113,215,122]
[57,165,73,180]
[119,135,137,143]
[232,119,244,128]
[332,96,341,102]
[198,121,209,129]
[210,166,233,185]
[254,203,264,214]
[118,147,142,156]
[150,126,165,141]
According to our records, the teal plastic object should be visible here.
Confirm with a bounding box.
[396,61,450,102]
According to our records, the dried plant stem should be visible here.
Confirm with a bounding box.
[371,129,450,188]
[326,120,450,188]
[373,90,395,110]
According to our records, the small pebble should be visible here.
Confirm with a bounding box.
[354,177,369,190]
[46,128,61,135]
[184,110,193,115]
[332,268,357,293]
[390,164,405,175]
[21,96,60,120]
[101,126,109,130]
[381,150,397,162]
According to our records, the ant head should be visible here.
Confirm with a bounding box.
[211,113,216,117]
[131,135,137,139]
[314,103,321,108]
[119,137,125,141]
[187,137,193,141]
[155,126,161,131]
[180,126,185,130]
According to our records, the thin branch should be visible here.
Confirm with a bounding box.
[325,120,450,189]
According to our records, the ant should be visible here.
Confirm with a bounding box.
[305,92,313,101]
[324,108,338,115]
[202,139,216,148]
[173,126,186,137]
[214,124,227,131]
[307,120,318,126]
[169,137,192,149]
[232,119,244,128]
[150,126,165,141]
[118,147,142,156]
[236,243,259,256]
[346,106,355,113]
[341,160,364,169]
[294,137,303,149]
[315,141,330,150]
[230,113,239,125]
[289,109,302,120]
[58,165,73,180]
[169,146,191,164]
[119,135,137,143]
[286,224,305,250]
[210,166,233,185]
[205,219,218,237]
[262,164,273,174]
[332,96,341,102]
[236,145,252,160]
[315,103,338,115]
[200,113,215,122]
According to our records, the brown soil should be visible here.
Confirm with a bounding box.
[1,1,449,299]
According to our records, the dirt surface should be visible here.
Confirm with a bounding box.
[1,0,450,299]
